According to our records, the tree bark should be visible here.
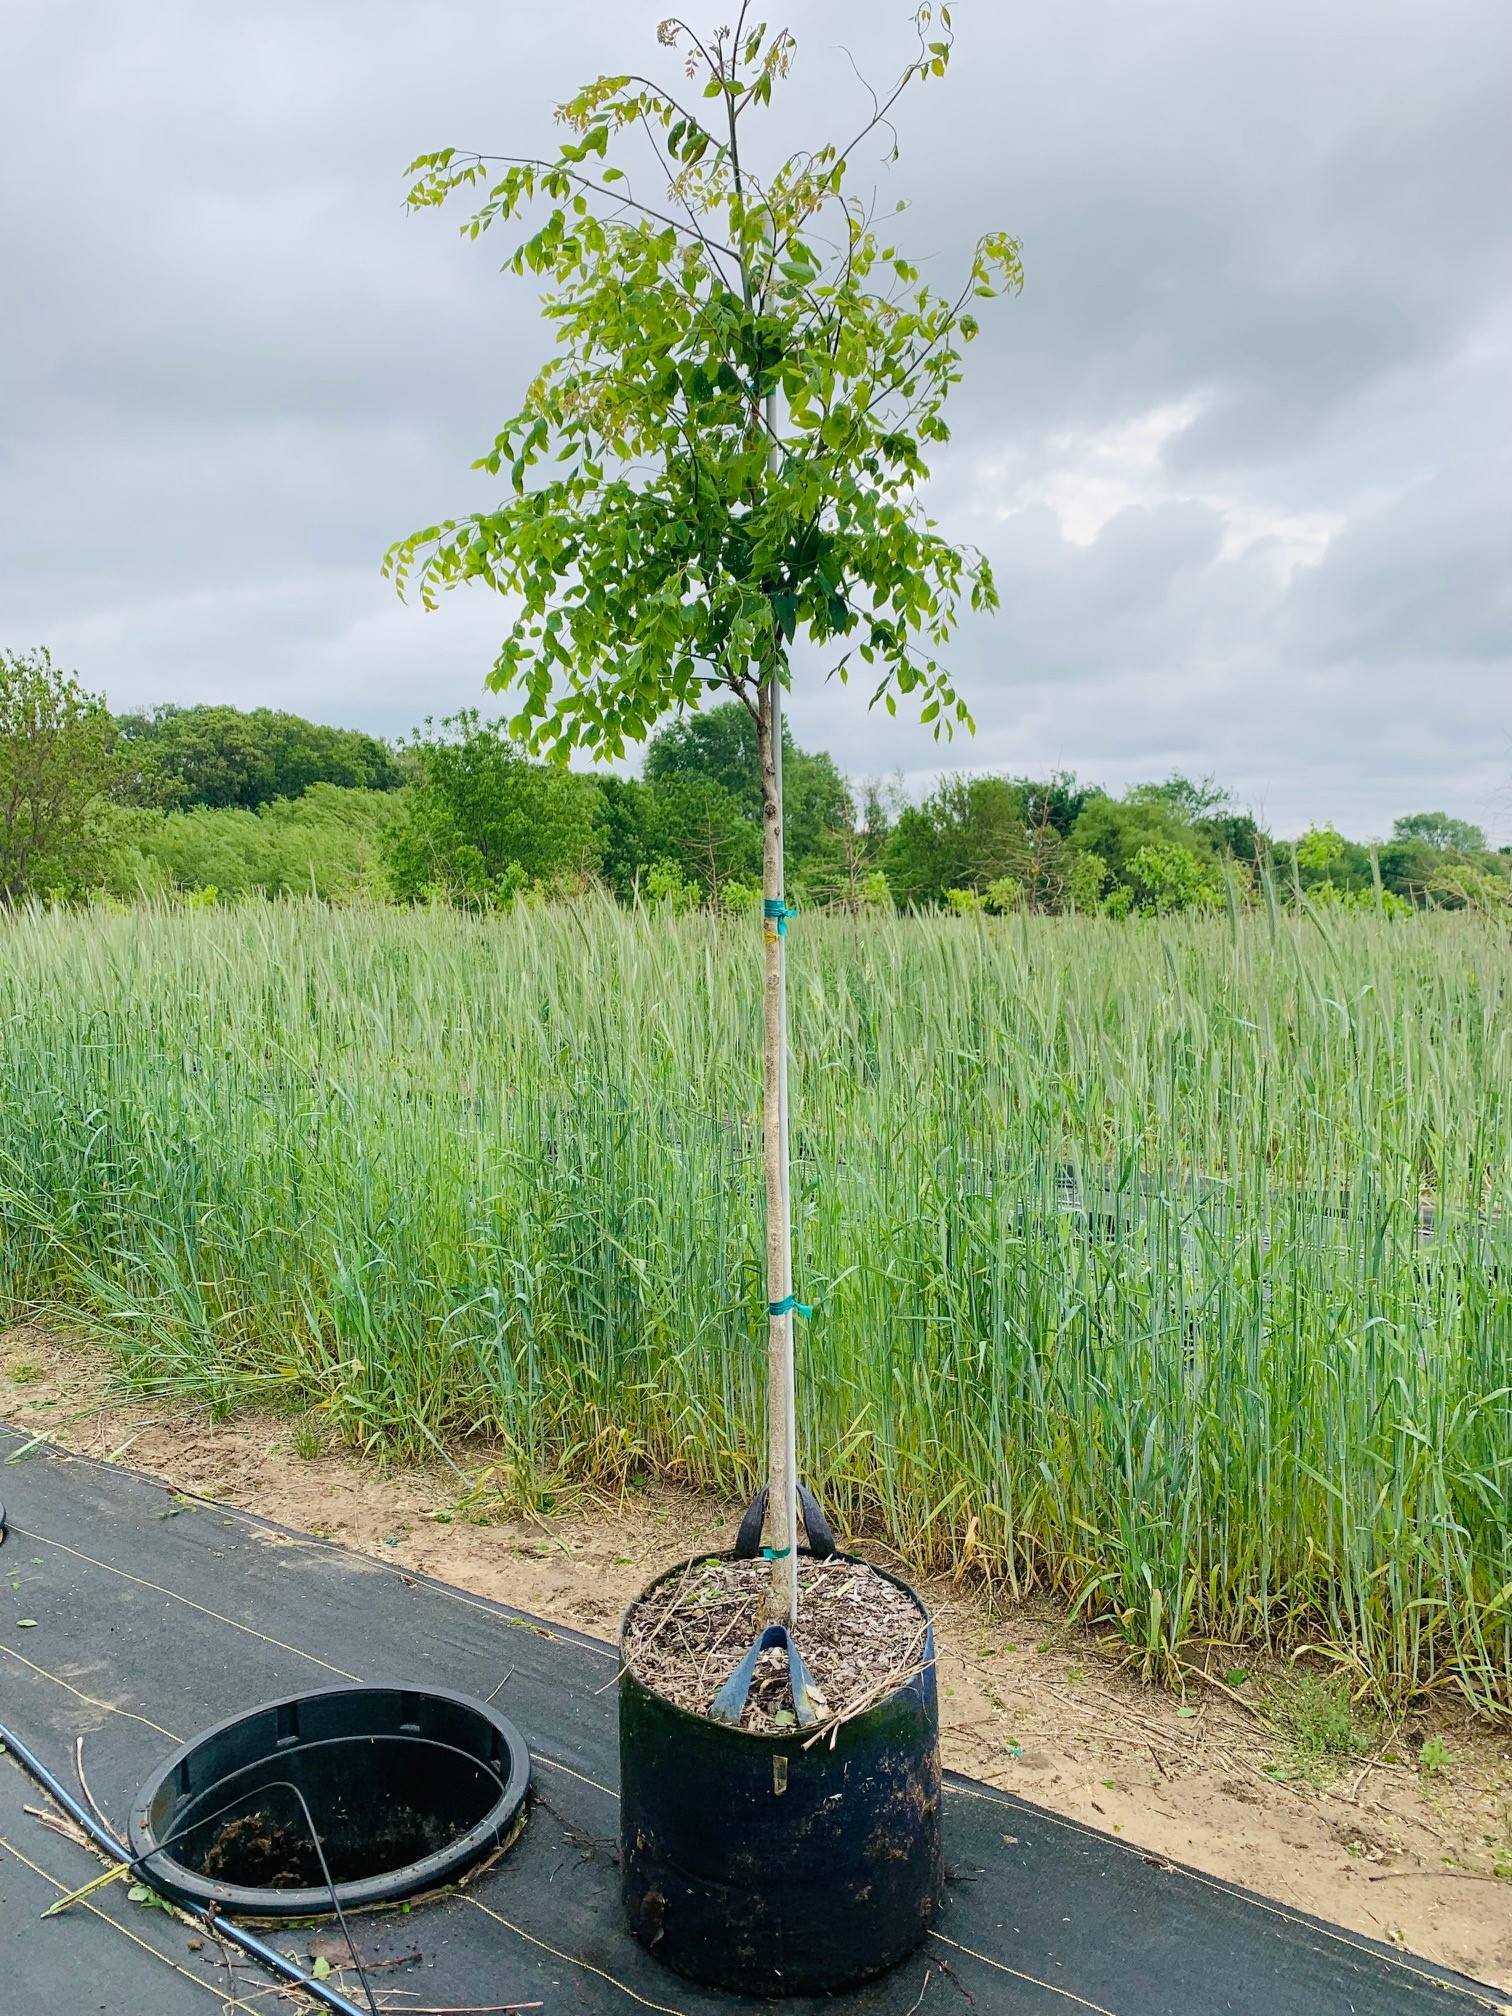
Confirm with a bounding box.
[758,667,798,1627]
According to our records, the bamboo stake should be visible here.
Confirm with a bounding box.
[759,665,799,1628]
[759,377,799,1628]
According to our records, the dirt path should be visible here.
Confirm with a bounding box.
[4,1324,1511,1997]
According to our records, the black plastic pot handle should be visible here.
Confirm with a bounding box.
[708,1623,822,1728]
[734,1482,837,1561]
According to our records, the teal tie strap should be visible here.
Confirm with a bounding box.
[768,1295,812,1319]
[763,898,798,936]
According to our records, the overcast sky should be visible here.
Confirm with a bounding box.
[2,2,1508,838]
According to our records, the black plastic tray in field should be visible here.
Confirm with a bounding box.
[0,1422,1503,2016]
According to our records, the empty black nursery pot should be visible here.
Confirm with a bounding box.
[619,1550,943,1998]
[130,1684,530,1918]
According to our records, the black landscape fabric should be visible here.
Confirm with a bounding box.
[0,1426,1501,2016]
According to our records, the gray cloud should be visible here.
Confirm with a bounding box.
[1,0,1508,835]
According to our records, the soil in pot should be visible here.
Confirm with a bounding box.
[622,1553,926,1730]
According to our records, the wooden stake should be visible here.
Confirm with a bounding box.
[759,670,798,1625]
[758,455,799,1624]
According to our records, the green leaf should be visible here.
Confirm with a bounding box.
[312,1956,332,1980]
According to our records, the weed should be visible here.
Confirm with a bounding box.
[1267,1673,1375,1776]
[126,1884,175,1914]
[1418,1734,1453,1778]
[289,1413,327,1460]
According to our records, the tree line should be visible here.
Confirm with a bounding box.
[2,646,1504,913]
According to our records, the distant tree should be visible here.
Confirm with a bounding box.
[1069,794,1203,885]
[595,765,764,902]
[384,712,602,905]
[883,775,1029,906]
[1015,771,1100,838]
[594,776,666,902]
[794,796,876,909]
[1194,811,1263,864]
[1126,772,1232,821]
[644,704,764,817]
[1376,838,1446,906]
[111,785,396,903]
[651,775,762,899]
[783,746,853,869]
[116,704,402,810]
[1295,825,1345,875]
[1290,823,1375,898]
[643,701,852,873]
[1392,810,1486,854]
[1123,841,1222,916]
[0,647,116,902]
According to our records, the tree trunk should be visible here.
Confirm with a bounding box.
[758,668,799,1627]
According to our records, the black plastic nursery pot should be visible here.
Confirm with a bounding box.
[129,1683,530,1918]
[619,1553,944,1998]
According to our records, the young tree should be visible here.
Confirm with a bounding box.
[387,7,1017,1623]
[0,648,116,903]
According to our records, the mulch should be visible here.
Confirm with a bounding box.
[621,1555,928,1734]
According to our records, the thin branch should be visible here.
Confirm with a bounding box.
[632,108,735,277]
[836,44,900,163]
[831,7,942,176]
[449,152,741,264]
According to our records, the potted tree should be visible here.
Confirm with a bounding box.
[389,6,1016,1992]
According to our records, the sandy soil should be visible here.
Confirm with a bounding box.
[4,1322,1512,1998]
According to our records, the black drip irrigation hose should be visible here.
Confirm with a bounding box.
[0,1717,373,2016]
[148,1776,383,2016]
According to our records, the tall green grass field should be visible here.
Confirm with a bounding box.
[2,901,1508,1710]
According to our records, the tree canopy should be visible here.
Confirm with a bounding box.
[387,8,1018,758]
[1393,809,1486,853]
[116,703,401,810]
